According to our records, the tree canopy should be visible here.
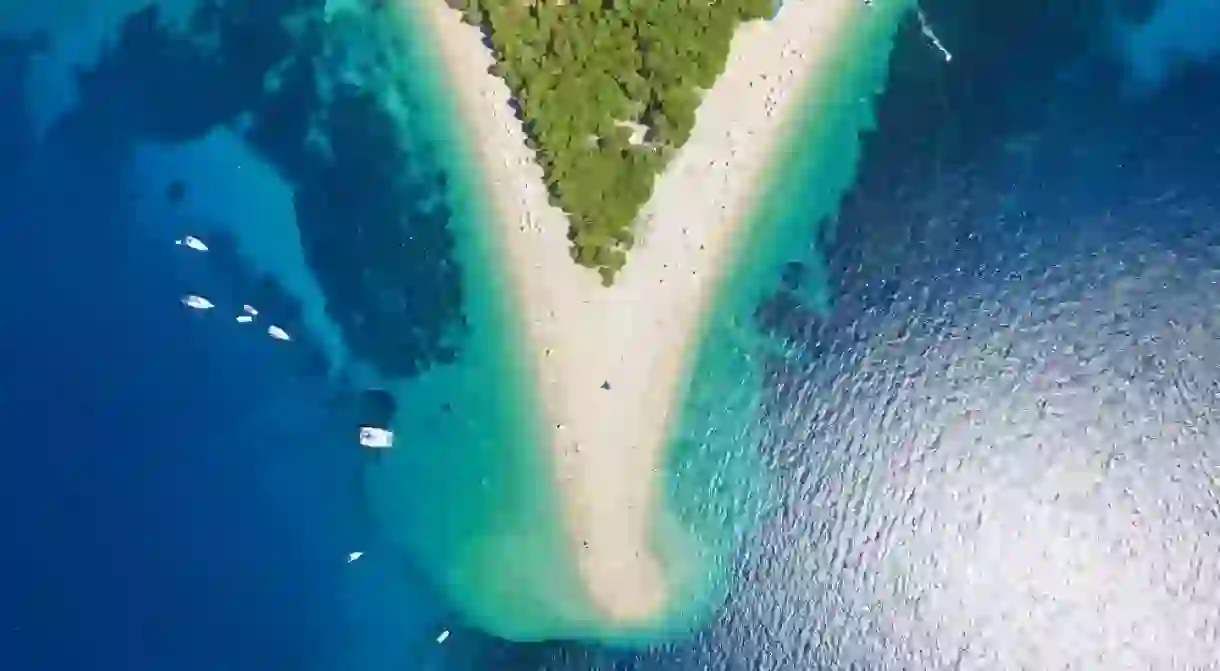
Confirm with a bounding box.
[446,0,774,285]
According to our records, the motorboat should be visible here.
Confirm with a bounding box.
[181,294,214,309]
[175,235,208,252]
[357,389,396,449]
[359,427,394,449]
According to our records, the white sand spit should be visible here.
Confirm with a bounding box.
[414,0,869,623]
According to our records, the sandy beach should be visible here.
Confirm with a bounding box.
[413,0,869,624]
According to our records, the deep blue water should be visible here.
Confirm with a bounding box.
[2,1,1219,669]
[0,72,359,670]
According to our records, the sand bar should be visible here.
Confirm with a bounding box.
[414,0,870,624]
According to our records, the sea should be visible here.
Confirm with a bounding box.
[2,0,1219,669]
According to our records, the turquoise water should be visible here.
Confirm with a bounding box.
[353,0,918,644]
[8,0,1220,668]
[1,0,913,648]
[361,1,598,642]
[657,0,914,641]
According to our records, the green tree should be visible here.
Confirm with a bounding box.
[449,0,771,283]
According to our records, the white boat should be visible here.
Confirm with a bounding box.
[917,8,953,62]
[267,325,291,341]
[182,294,214,309]
[175,236,209,252]
[243,304,259,316]
[347,551,363,563]
[436,630,450,644]
[359,427,394,449]
[236,315,253,323]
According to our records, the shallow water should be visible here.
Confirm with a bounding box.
[2,0,1219,668]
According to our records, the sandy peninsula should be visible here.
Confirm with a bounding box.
[415,0,871,625]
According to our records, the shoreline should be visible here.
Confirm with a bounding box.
[411,0,876,627]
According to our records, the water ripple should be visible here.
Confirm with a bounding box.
[737,225,1220,670]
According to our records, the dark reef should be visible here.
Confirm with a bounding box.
[33,0,465,380]
[8,0,1220,667]
[754,0,1199,367]
[434,1,1220,668]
